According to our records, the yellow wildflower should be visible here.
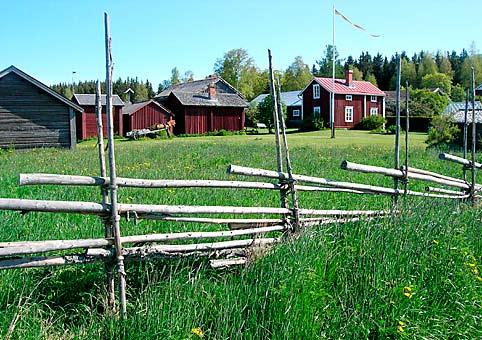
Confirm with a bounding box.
[397,321,406,333]
[403,286,413,298]
[191,327,204,338]
[477,276,482,282]
[432,239,439,245]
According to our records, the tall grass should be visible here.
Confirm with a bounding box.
[0,131,480,339]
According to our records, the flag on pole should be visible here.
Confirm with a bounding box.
[335,9,381,38]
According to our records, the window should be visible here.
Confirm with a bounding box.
[293,109,300,117]
[370,107,379,116]
[345,106,354,122]
[371,96,377,102]
[345,95,352,101]
[313,84,320,99]
[313,106,321,118]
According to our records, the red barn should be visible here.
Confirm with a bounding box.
[155,76,247,135]
[301,70,385,128]
[123,99,173,133]
[72,94,124,140]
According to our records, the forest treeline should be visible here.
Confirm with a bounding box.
[51,44,482,103]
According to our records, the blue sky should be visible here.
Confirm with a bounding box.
[1,0,481,88]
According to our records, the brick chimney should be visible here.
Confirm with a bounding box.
[345,69,353,87]
[208,82,217,100]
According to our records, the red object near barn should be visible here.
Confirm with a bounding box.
[72,94,124,140]
[123,99,173,134]
[301,69,386,128]
[155,76,247,135]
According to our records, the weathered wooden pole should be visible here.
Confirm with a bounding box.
[276,76,300,231]
[104,12,127,318]
[95,80,115,309]
[463,87,469,181]
[470,66,477,204]
[268,50,288,211]
[393,56,402,204]
[404,80,409,194]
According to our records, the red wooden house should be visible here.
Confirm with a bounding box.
[72,94,124,140]
[123,99,173,133]
[301,70,385,128]
[155,76,247,135]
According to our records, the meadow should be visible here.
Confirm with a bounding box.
[0,130,480,339]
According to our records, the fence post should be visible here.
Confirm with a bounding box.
[470,67,477,205]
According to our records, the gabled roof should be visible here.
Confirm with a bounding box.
[73,94,124,106]
[305,77,385,96]
[155,76,247,108]
[476,84,482,91]
[0,65,83,112]
[123,99,173,116]
[251,90,302,107]
[444,101,482,124]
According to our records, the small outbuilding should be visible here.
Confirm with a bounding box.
[251,90,303,127]
[155,76,247,135]
[476,84,482,97]
[0,65,82,149]
[72,94,124,140]
[123,99,173,134]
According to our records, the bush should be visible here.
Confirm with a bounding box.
[356,115,386,131]
[385,125,397,135]
[301,117,326,131]
[426,115,460,147]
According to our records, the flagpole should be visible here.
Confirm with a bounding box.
[331,3,336,138]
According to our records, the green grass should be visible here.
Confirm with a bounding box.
[0,130,480,339]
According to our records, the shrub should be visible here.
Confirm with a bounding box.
[385,125,397,135]
[301,117,326,131]
[356,115,386,131]
[426,115,460,147]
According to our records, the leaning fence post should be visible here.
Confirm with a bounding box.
[104,12,127,318]
[276,76,300,231]
[393,55,401,205]
[470,67,477,205]
[95,80,115,310]
[463,88,469,182]
[403,81,409,194]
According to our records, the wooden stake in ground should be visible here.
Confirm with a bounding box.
[470,66,477,203]
[404,80,409,194]
[95,80,115,309]
[104,12,127,318]
[463,87,469,181]
[267,49,288,211]
[393,55,402,205]
[276,76,300,231]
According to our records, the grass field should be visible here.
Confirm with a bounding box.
[0,130,480,339]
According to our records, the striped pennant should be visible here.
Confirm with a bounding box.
[335,9,381,38]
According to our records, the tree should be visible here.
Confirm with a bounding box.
[409,89,450,116]
[460,54,482,88]
[238,66,269,101]
[282,56,312,91]
[182,70,194,82]
[214,48,254,89]
[257,95,286,133]
[245,102,259,127]
[366,73,378,86]
[400,58,417,87]
[170,67,181,86]
[352,67,363,80]
[316,45,344,78]
[421,73,452,97]
[451,84,466,102]
[438,54,454,79]
[417,53,438,84]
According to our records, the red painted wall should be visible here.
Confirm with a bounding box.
[124,102,171,133]
[76,105,123,140]
[182,106,244,134]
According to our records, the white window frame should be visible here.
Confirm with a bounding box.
[344,106,354,122]
[313,84,320,99]
[370,95,377,103]
[345,94,352,101]
[313,106,321,118]
[292,109,300,117]
[370,107,379,116]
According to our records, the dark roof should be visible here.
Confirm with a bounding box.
[251,90,302,107]
[308,77,385,96]
[0,65,83,112]
[385,90,408,102]
[123,99,172,116]
[444,101,482,114]
[73,94,124,106]
[477,84,482,91]
[444,101,482,124]
[155,76,247,108]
